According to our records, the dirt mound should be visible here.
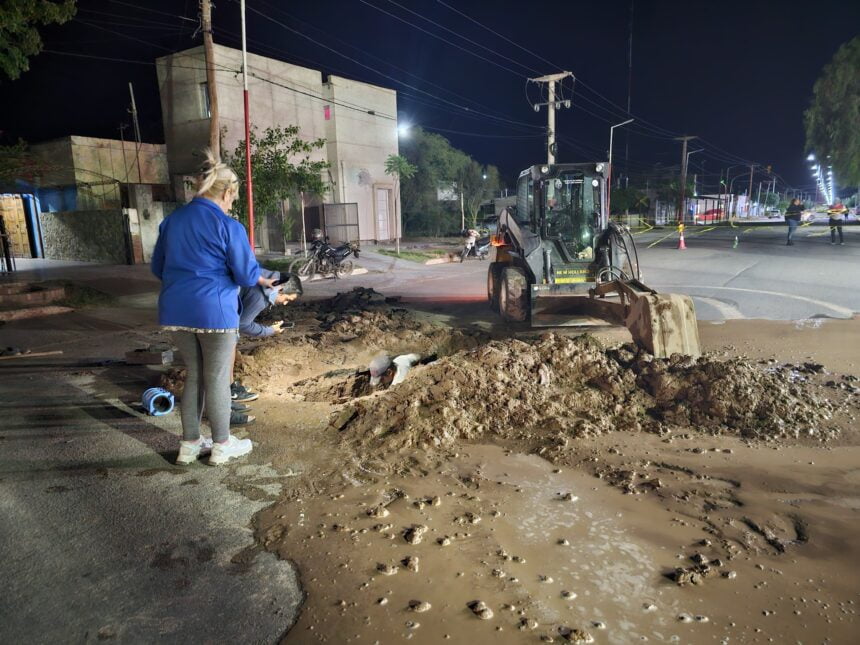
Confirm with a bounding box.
[333,333,844,454]
[238,288,486,389]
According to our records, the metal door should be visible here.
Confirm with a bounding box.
[375,188,390,240]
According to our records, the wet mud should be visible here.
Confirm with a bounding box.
[185,290,860,642]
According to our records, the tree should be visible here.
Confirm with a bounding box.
[399,127,501,236]
[226,125,329,241]
[0,0,76,81]
[459,160,501,228]
[805,36,860,186]
[384,154,416,252]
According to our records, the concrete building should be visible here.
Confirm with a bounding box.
[27,136,174,264]
[156,44,400,248]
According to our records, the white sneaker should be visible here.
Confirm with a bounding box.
[176,437,213,465]
[208,435,253,466]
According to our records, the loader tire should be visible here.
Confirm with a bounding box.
[487,263,502,312]
[499,266,528,322]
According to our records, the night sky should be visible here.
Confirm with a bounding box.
[2,0,858,192]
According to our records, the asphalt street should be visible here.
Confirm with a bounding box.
[314,220,860,322]
[0,295,302,644]
[0,219,856,643]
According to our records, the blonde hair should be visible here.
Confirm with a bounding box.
[195,148,239,199]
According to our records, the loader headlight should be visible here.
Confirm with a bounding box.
[541,165,549,174]
[592,179,599,187]
[595,163,604,172]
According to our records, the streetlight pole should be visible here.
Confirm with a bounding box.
[607,118,634,217]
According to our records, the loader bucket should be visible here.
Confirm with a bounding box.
[624,292,701,358]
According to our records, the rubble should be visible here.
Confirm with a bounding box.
[334,333,847,456]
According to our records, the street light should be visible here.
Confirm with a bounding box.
[607,118,634,216]
[397,124,410,138]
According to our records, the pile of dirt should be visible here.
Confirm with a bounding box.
[238,288,487,388]
[333,333,847,454]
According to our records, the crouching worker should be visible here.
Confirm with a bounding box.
[368,353,422,389]
[228,270,302,423]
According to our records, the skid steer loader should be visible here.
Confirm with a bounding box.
[487,162,700,358]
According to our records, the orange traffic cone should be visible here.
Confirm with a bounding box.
[677,224,687,250]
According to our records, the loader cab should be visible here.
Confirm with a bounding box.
[515,163,608,283]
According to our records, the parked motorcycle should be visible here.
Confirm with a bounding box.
[289,238,360,278]
[460,229,490,262]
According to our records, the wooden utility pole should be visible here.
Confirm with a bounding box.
[745,164,757,216]
[675,135,697,223]
[201,0,220,159]
[128,83,143,184]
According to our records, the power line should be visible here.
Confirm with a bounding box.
[356,0,529,79]
[243,3,545,132]
[106,0,197,22]
[248,0,530,129]
[379,0,540,76]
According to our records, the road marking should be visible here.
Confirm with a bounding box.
[692,296,745,319]
[681,285,854,318]
[647,231,678,248]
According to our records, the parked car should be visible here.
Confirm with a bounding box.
[693,208,723,224]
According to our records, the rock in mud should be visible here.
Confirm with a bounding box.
[408,600,432,613]
[376,563,398,576]
[437,536,452,546]
[402,556,419,572]
[518,617,539,630]
[366,505,390,519]
[403,524,428,545]
[559,627,595,643]
[468,600,494,620]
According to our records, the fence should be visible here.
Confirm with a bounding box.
[322,203,359,243]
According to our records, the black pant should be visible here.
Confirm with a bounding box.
[829,218,844,244]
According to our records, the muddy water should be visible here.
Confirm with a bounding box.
[246,317,860,643]
[261,444,854,644]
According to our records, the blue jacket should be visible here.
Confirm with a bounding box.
[239,269,278,337]
[151,197,261,330]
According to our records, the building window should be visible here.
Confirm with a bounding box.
[200,82,211,119]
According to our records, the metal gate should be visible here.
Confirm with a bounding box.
[322,203,359,243]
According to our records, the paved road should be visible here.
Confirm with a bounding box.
[313,221,860,322]
[1,221,856,643]
[0,304,302,644]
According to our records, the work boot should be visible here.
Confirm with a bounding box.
[176,436,213,465]
[231,381,258,403]
[208,435,253,466]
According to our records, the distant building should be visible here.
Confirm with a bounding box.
[156,44,401,248]
[25,136,174,263]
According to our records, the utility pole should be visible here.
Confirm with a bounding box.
[624,0,634,183]
[240,0,254,249]
[745,164,757,216]
[756,182,762,217]
[529,71,573,165]
[675,135,697,224]
[201,0,220,159]
[128,82,142,184]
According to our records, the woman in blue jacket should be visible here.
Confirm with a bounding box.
[151,150,274,466]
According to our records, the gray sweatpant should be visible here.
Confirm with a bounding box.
[171,331,237,443]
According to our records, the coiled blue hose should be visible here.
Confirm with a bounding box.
[142,387,175,416]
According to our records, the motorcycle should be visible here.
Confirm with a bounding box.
[460,229,490,262]
[289,238,360,278]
